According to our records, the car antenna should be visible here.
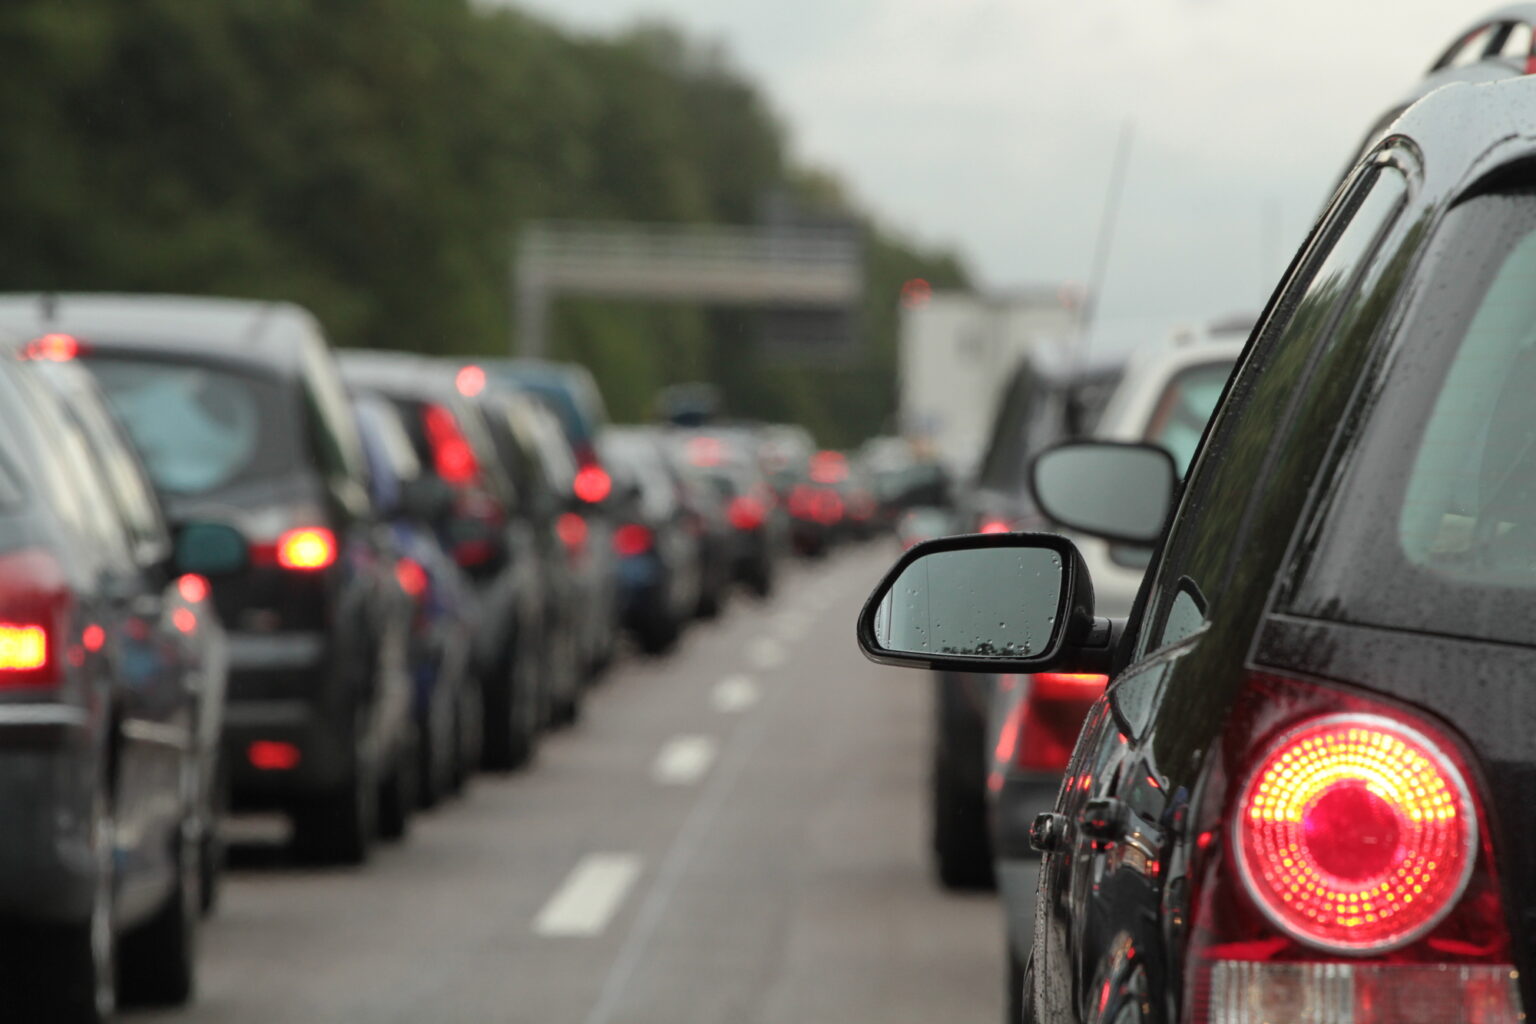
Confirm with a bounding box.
[1073,119,1135,390]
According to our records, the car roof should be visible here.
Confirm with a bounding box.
[0,293,320,373]
[336,349,458,399]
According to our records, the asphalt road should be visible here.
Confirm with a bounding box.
[139,544,1005,1024]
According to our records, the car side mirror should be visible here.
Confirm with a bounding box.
[1030,441,1176,546]
[856,532,1117,673]
[399,475,455,525]
[173,521,249,577]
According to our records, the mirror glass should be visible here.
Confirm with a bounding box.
[175,521,248,576]
[1032,442,1175,545]
[870,545,1065,659]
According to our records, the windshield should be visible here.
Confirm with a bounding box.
[86,356,302,497]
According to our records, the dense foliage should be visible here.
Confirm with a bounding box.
[0,0,966,444]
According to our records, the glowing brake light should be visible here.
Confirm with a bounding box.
[394,557,429,598]
[276,528,337,571]
[613,524,654,557]
[23,333,81,362]
[727,496,766,531]
[422,403,479,485]
[556,512,588,553]
[0,625,47,671]
[455,364,486,397]
[1236,714,1475,953]
[574,465,612,504]
[248,741,301,771]
[978,519,1013,534]
[177,573,210,604]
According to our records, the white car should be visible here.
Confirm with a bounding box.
[1070,321,1249,616]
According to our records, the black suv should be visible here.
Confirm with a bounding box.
[860,78,1536,1024]
[0,295,416,865]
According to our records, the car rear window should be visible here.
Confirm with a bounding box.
[1289,183,1536,644]
[86,356,303,497]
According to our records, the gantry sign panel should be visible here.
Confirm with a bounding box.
[513,221,864,357]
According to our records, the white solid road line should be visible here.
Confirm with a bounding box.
[746,636,786,670]
[651,735,718,785]
[711,674,760,713]
[534,854,643,937]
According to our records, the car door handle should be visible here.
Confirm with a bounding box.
[1078,797,1129,842]
[1030,812,1071,854]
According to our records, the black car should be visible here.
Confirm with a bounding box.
[0,345,242,1021]
[339,352,552,768]
[928,353,1122,892]
[0,295,417,866]
[859,79,1536,1024]
[670,430,785,598]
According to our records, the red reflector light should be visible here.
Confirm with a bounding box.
[177,573,210,604]
[556,512,588,552]
[248,741,301,771]
[394,557,429,598]
[574,465,612,504]
[979,519,1013,535]
[276,528,337,571]
[727,496,766,531]
[0,624,47,671]
[23,333,81,362]
[173,607,197,634]
[613,524,654,557]
[455,364,486,397]
[1236,714,1476,953]
[422,403,480,485]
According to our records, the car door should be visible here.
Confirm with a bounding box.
[1032,153,1416,1022]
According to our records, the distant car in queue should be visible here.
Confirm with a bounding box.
[861,78,1536,1024]
[671,430,786,598]
[0,341,248,1021]
[454,376,591,726]
[601,427,705,654]
[927,350,1123,893]
[981,325,1244,1021]
[338,352,551,770]
[352,392,480,806]
[0,295,417,868]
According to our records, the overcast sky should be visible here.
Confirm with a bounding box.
[506,0,1492,352]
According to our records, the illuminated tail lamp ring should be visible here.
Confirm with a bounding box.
[1233,713,1477,954]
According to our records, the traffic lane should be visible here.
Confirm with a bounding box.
[138,545,1002,1024]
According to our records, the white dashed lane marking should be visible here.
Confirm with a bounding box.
[651,735,718,785]
[711,674,760,713]
[534,854,643,937]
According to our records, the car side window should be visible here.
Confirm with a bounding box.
[1135,163,1408,658]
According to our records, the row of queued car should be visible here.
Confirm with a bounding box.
[866,11,1536,1024]
[0,292,852,1023]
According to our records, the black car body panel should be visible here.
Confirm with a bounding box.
[1026,80,1536,1022]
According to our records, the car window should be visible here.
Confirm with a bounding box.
[1444,24,1496,68]
[1290,183,1536,645]
[1137,164,1407,657]
[63,380,170,560]
[1497,21,1533,60]
[1141,359,1236,475]
[301,339,369,488]
[87,356,305,497]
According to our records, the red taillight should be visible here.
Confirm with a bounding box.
[1188,673,1519,1023]
[574,465,612,504]
[1013,673,1106,772]
[556,512,588,553]
[0,549,69,687]
[1526,54,1536,75]
[248,741,301,771]
[809,450,848,484]
[613,524,654,557]
[276,528,336,571]
[1235,714,1475,953]
[727,496,766,531]
[177,573,210,604]
[455,364,486,397]
[978,518,1013,535]
[422,403,479,485]
[23,333,82,362]
[394,557,429,599]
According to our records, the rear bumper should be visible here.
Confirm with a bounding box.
[224,632,352,806]
[0,709,99,924]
